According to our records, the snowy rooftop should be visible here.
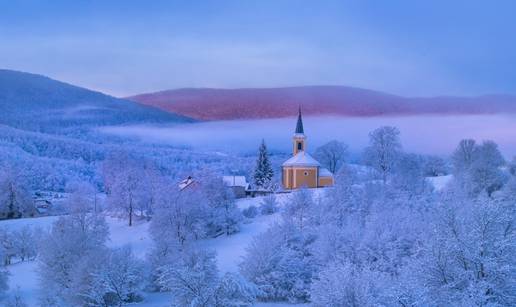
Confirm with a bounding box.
[178,176,195,190]
[319,167,333,177]
[282,151,321,167]
[222,176,249,188]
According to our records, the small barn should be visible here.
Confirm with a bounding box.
[222,176,250,198]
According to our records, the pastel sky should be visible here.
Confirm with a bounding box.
[1,0,515,97]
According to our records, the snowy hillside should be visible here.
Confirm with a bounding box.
[127,86,516,121]
[0,69,193,133]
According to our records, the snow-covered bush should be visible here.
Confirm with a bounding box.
[214,272,260,306]
[242,205,259,219]
[259,194,278,215]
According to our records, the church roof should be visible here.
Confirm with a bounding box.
[282,151,321,167]
[295,107,304,134]
[319,167,333,177]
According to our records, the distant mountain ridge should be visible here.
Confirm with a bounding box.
[127,86,516,120]
[0,69,193,132]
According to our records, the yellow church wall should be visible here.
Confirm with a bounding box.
[282,168,294,189]
[284,167,317,189]
[318,176,334,187]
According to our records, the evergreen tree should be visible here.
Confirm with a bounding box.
[253,139,274,189]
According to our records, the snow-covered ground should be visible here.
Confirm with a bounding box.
[1,192,314,306]
[2,177,456,306]
[427,174,453,191]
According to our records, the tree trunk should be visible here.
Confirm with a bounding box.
[129,201,133,227]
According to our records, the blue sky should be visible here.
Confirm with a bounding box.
[1,0,515,97]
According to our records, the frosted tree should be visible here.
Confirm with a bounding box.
[83,246,145,306]
[103,152,164,225]
[451,139,506,197]
[363,126,402,182]
[253,139,274,190]
[38,204,109,305]
[414,197,516,306]
[150,184,206,248]
[314,140,348,173]
[311,261,383,307]
[0,169,34,220]
[451,138,477,175]
[0,229,17,266]
[241,190,317,303]
[11,226,38,262]
[158,247,219,307]
[5,288,28,307]
[468,140,506,196]
[509,157,516,176]
[423,155,449,176]
[65,181,99,213]
[0,267,8,298]
[201,174,242,236]
[391,153,431,196]
[283,188,314,230]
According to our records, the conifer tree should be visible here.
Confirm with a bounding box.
[253,140,274,190]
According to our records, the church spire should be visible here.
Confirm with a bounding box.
[295,107,304,134]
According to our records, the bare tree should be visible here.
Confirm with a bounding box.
[314,140,348,173]
[363,126,402,182]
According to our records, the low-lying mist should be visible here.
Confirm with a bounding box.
[99,115,516,157]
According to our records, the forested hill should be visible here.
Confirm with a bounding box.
[127,86,516,120]
[0,69,193,132]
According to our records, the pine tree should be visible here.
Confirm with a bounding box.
[253,140,274,190]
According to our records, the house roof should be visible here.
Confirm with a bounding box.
[222,176,249,188]
[282,151,321,167]
[319,167,333,177]
[179,176,195,190]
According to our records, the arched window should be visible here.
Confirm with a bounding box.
[297,142,303,151]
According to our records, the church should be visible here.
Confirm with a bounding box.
[282,109,334,189]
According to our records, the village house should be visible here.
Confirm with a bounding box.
[282,109,334,189]
[222,175,251,198]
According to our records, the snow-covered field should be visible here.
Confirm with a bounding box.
[1,192,312,306]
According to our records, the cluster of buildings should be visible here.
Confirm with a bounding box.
[181,109,334,198]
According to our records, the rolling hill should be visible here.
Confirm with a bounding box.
[127,86,516,120]
[0,69,193,132]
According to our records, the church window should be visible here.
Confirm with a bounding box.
[297,142,302,151]
[304,171,309,176]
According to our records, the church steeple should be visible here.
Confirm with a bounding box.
[292,107,306,155]
[295,107,304,134]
